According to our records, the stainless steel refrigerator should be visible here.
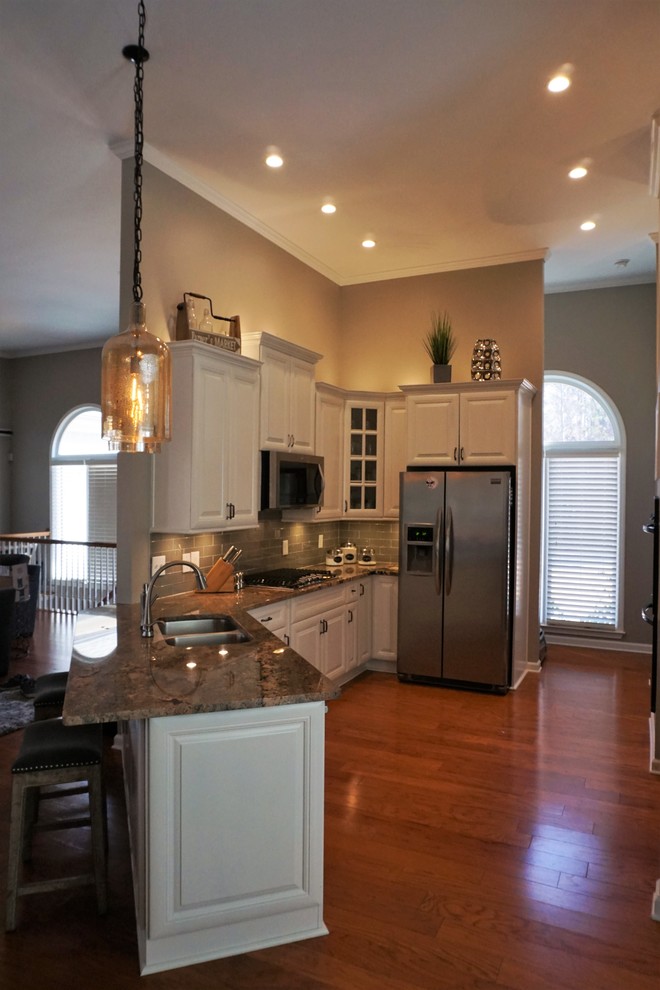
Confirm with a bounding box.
[397,467,514,693]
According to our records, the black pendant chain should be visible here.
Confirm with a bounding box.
[123,0,149,305]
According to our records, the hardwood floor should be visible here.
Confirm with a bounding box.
[1,616,659,988]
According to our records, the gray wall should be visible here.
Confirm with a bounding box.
[545,283,657,647]
[7,347,103,532]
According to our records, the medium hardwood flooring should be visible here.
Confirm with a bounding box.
[1,615,659,988]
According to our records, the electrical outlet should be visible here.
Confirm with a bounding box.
[151,555,166,575]
[182,551,192,563]
[282,539,289,556]
[318,534,324,549]
[190,550,200,566]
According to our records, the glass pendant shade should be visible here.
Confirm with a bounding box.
[101,301,171,453]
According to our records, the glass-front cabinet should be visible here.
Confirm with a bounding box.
[344,399,384,517]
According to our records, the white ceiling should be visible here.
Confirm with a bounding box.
[1,0,659,357]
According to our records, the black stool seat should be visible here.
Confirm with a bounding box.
[5,717,107,931]
[32,671,69,721]
[12,716,101,772]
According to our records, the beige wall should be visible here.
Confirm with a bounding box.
[135,163,343,383]
[338,261,544,393]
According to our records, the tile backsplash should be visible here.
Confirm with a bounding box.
[150,517,398,596]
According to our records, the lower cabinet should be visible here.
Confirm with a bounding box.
[120,702,327,974]
[371,574,398,662]
[249,574,395,685]
[246,600,289,644]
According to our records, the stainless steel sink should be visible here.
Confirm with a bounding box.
[156,614,252,647]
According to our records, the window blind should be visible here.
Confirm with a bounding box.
[543,455,620,628]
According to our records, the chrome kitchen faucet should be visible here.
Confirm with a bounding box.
[140,560,207,637]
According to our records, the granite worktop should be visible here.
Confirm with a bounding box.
[62,563,397,726]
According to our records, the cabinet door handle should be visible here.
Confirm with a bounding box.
[344,500,348,513]
[348,609,354,624]
[460,447,464,462]
[453,446,458,462]
[360,583,365,596]
[262,616,273,623]
[284,634,290,646]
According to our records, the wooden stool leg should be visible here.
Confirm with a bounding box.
[88,765,107,915]
[6,777,27,932]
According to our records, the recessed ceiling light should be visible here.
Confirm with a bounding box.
[580,220,596,231]
[321,202,336,214]
[547,63,574,93]
[362,238,376,249]
[264,146,284,168]
[568,165,588,179]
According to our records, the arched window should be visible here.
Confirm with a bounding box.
[51,406,117,545]
[541,373,625,634]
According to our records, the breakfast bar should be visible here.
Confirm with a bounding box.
[62,591,338,976]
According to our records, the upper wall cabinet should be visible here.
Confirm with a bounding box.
[242,332,321,453]
[344,397,385,517]
[152,341,261,533]
[315,383,345,521]
[401,380,536,467]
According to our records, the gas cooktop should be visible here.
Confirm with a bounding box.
[243,567,335,589]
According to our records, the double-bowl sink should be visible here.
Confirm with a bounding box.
[156,614,252,648]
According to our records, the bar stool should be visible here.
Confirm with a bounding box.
[5,717,107,931]
[32,671,69,721]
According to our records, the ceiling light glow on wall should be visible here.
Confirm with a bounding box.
[580,220,596,231]
[101,0,171,454]
[362,238,376,248]
[547,63,574,93]
[265,146,284,168]
[321,202,336,214]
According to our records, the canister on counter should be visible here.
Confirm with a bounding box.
[341,542,357,564]
[325,548,344,567]
[359,547,376,566]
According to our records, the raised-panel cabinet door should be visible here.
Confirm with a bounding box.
[289,613,323,671]
[315,386,345,520]
[224,365,260,529]
[190,357,230,529]
[259,346,290,449]
[406,393,459,466]
[357,579,372,665]
[289,358,316,452]
[371,574,398,661]
[384,397,407,517]
[459,390,516,464]
[321,604,347,680]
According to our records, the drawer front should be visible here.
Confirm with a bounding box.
[248,601,289,628]
[289,584,346,622]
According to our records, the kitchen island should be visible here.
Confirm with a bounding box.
[62,590,339,975]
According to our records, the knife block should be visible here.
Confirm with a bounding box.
[201,558,235,594]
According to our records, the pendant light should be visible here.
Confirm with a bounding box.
[102,0,170,453]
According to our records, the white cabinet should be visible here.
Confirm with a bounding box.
[346,578,372,669]
[383,395,407,517]
[242,332,321,453]
[122,702,328,974]
[402,381,532,467]
[247,600,289,644]
[344,398,384,517]
[315,384,345,521]
[152,341,260,533]
[371,574,398,662]
[289,585,349,682]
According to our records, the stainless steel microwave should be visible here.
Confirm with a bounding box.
[261,451,325,510]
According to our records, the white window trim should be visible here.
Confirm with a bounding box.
[541,372,626,637]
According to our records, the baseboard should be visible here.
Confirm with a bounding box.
[650,715,660,774]
[545,634,651,655]
[366,658,397,674]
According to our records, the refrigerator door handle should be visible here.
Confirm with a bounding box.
[445,506,454,596]
[433,507,443,596]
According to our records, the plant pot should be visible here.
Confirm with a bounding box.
[432,364,452,383]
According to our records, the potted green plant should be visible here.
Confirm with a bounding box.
[424,310,456,383]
